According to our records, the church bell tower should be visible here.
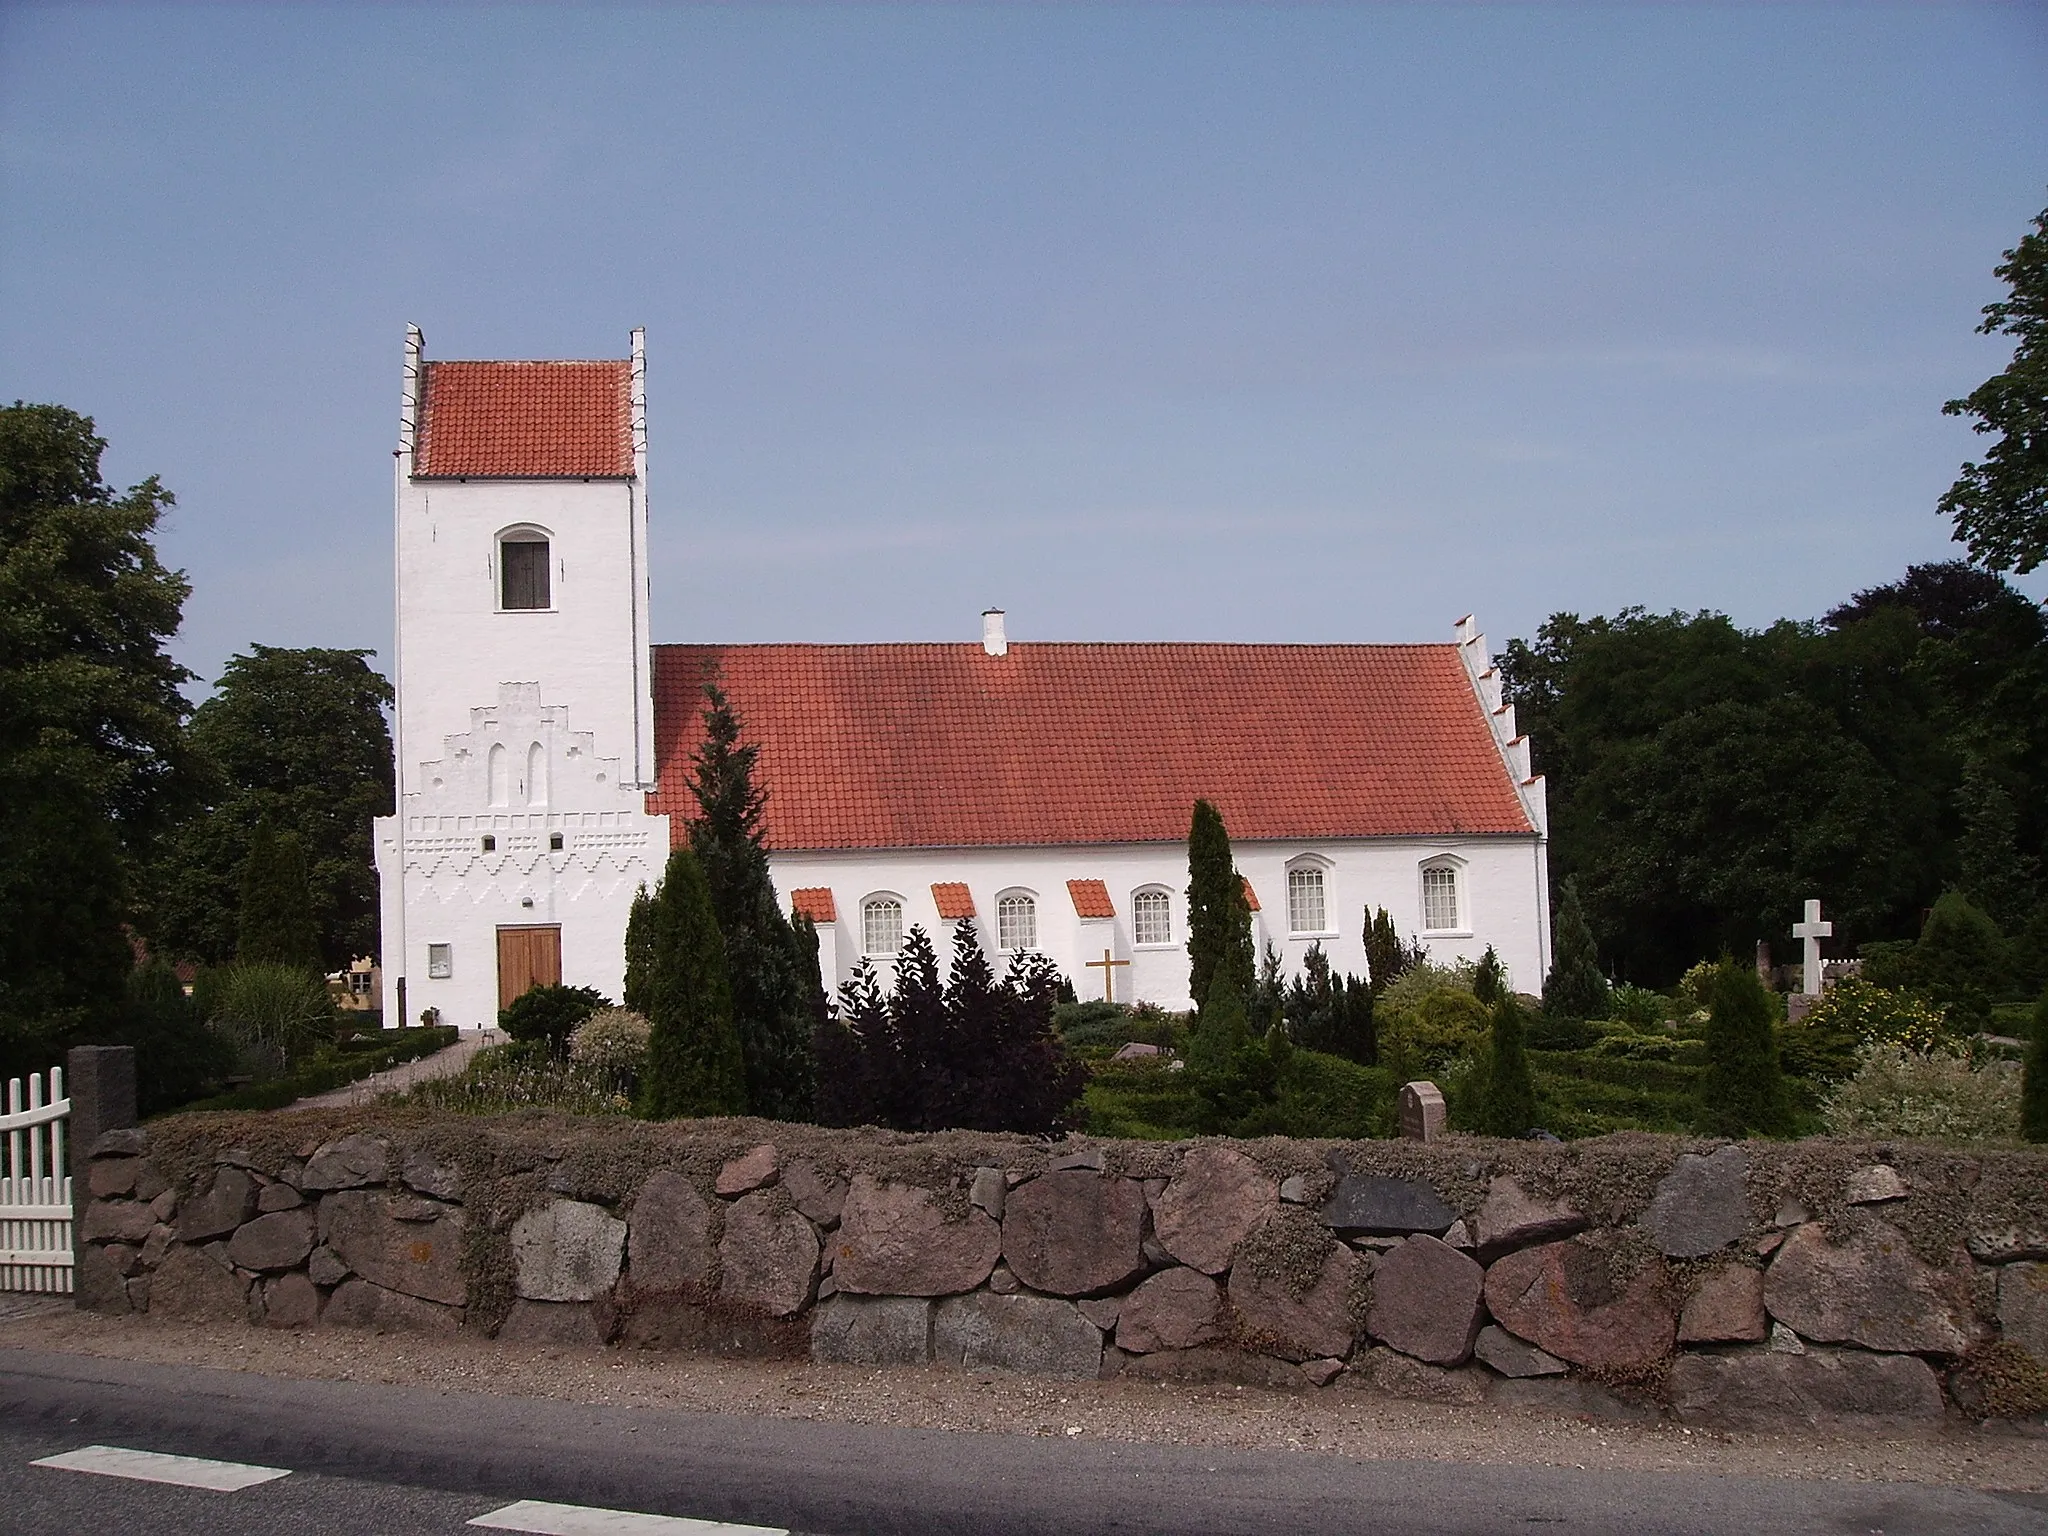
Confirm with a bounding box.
[373,328,668,1029]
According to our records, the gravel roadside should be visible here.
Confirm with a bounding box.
[1,1307,2040,1493]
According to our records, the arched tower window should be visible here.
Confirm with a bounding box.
[499,528,551,610]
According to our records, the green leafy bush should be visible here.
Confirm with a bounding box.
[1606,984,1672,1029]
[1781,978,1952,1086]
[1378,973,1489,1078]
[568,1006,653,1095]
[499,983,610,1058]
[1821,1045,2022,1142]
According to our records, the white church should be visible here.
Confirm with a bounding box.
[374,330,1554,1029]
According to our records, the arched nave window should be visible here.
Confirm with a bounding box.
[996,891,1037,952]
[862,896,905,959]
[1131,887,1172,947]
[1286,858,1332,937]
[1420,858,1466,934]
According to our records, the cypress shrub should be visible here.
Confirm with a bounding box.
[236,818,322,973]
[685,683,820,1120]
[2025,991,2048,1144]
[1542,878,1609,1021]
[622,883,654,1013]
[1186,800,1253,1019]
[1699,957,1791,1137]
[1476,992,1538,1137]
[639,846,746,1118]
[1900,889,2010,1031]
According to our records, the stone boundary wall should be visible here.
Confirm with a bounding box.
[77,1112,2048,1432]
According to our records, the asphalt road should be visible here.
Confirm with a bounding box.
[0,1348,2043,1535]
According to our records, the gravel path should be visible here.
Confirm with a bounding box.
[0,1309,2040,1493]
[288,1029,500,1110]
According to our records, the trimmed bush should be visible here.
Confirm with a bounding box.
[499,983,609,1058]
[1475,994,1538,1137]
[568,1006,653,1095]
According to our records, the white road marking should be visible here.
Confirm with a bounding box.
[31,1444,292,1491]
[469,1499,788,1535]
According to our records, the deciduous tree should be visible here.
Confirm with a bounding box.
[1940,203,2048,573]
[0,403,195,1077]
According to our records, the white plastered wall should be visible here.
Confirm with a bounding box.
[768,833,1549,1011]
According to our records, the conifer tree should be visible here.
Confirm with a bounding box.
[2024,989,2048,1144]
[1186,799,1253,1018]
[1474,945,1506,1007]
[235,818,322,973]
[1542,879,1610,1021]
[1363,906,1421,996]
[1477,993,1538,1137]
[622,883,654,1013]
[639,846,747,1118]
[686,683,820,1120]
[1699,957,1791,1137]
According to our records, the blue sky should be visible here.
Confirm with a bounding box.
[3,4,2044,694]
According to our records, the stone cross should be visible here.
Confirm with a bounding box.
[1085,948,1130,1004]
[1792,899,1832,998]
[1399,1081,1446,1143]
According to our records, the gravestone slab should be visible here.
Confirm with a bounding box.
[1398,1082,1446,1142]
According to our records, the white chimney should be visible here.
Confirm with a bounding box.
[981,608,1008,657]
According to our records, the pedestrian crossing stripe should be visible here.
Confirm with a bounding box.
[31,1444,292,1492]
[469,1501,788,1535]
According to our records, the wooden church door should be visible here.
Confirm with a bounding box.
[496,925,562,1010]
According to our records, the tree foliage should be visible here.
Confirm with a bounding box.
[1940,202,2048,573]
[639,846,747,1118]
[1699,958,1791,1137]
[152,645,392,969]
[815,921,1086,1133]
[0,403,195,1077]
[684,683,820,1120]
[235,818,323,973]
[1185,799,1253,1017]
[1500,568,2048,986]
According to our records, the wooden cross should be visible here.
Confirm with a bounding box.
[1086,948,1131,1004]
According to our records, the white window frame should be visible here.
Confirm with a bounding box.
[1131,887,1173,948]
[1420,858,1469,936]
[426,943,453,980]
[495,524,556,613]
[861,895,905,959]
[1285,857,1335,938]
[996,891,1038,952]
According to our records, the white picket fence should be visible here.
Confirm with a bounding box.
[0,1069,72,1293]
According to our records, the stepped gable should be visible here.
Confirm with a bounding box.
[647,641,1534,852]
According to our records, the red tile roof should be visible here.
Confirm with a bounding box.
[648,642,1533,852]
[414,360,632,478]
[1242,877,1261,912]
[790,887,838,923]
[1068,880,1115,919]
[931,882,977,920]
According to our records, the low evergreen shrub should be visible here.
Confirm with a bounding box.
[1822,1045,2023,1142]
[499,983,610,1058]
